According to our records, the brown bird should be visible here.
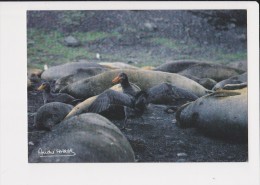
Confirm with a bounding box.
[37,82,81,105]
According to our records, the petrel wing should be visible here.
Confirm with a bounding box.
[88,89,135,113]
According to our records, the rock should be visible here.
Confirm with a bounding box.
[154,60,201,73]
[176,159,186,162]
[27,39,35,47]
[176,88,248,142]
[177,152,188,157]
[54,67,108,92]
[63,36,80,47]
[29,113,135,162]
[41,62,103,81]
[61,69,210,99]
[98,62,139,70]
[143,22,158,32]
[179,63,245,82]
[213,72,247,91]
[34,102,73,131]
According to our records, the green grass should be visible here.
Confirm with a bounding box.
[73,31,120,43]
[214,52,247,62]
[150,38,178,50]
[27,29,120,69]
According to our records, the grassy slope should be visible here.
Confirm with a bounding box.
[27,29,247,69]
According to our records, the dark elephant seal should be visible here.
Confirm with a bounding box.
[34,102,73,131]
[180,74,217,90]
[60,69,209,99]
[179,63,244,82]
[213,72,247,90]
[227,60,247,71]
[29,113,135,163]
[198,78,217,90]
[41,62,103,81]
[154,60,201,73]
[54,67,108,92]
[176,88,247,142]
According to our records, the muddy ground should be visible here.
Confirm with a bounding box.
[28,80,248,162]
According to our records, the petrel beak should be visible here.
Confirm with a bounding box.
[37,84,45,91]
[112,76,122,83]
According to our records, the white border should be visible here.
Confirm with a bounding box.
[0,2,259,185]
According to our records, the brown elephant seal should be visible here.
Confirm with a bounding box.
[29,113,135,162]
[60,69,210,99]
[141,66,155,70]
[179,63,245,82]
[54,67,108,92]
[41,62,103,81]
[176,88,247,142]
[27,68,43,78]
[154,60,201,73]
[99,62,139,70]
[33,102,73,131]
[213,72,247,90]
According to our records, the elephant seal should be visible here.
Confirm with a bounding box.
[54,67,108,92]
[27,68,43,78]
[60,69,210,99]
[176,88,247,142]
[179,63,245,82]
[41,62,103,81]
[213,72,247,90]
[198,78,217,90]
[34,102,73,131]
[226,60,247,71]
[154,60,201,73]
[180,74,217,90]
[29,113,135,162]
[99,62,139,70]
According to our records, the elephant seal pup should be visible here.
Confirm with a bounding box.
[33,102,73,131]
[54,67,108,92]
[29,113,135,163]
[179,63,245,82]
[41,61,103,81]
[213,72,247,90]
[154,60,201,73]
[176,88,248,142]
[60,69,210,99]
